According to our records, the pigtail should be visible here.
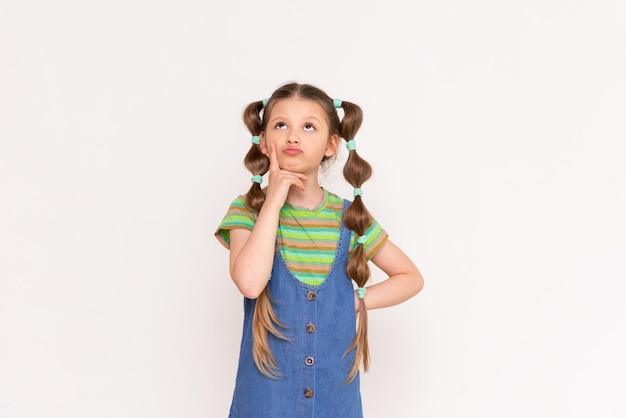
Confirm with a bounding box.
[242,98,288,378]
[252,286,289,378]
[339,100,375,383]
[242,100,269,213]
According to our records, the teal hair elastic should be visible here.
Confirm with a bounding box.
[251,175,263,184]
[333,98,343,108]
[251,136,261,145]
[346,139,357,151]
[262,98,269,107]
[353,188,363,198]
[356,287,367,299]
[357,235,367,245]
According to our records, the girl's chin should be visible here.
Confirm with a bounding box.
[280,161,303,171]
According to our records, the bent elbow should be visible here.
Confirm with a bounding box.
[411,270,425,296]
[230,264,270,299]
[231,274,268,299]
[238,284,264,300]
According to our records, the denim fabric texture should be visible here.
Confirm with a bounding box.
[229,200,363,418]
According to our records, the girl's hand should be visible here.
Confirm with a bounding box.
[264,143,308,209]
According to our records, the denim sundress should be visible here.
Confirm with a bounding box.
[228,200,362,418]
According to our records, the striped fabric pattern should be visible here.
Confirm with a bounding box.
[215,189,388,286]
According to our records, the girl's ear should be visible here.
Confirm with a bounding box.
[325,134,339,157]
[260,132,268,155]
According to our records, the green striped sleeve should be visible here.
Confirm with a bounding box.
[215,196,256,249]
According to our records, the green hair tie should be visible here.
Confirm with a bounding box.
[333,98,343,108]
[353,188,363,198]
[251,136,261,145]
[251,175,263,184]
[346,139,357,151]
[262,98,269,107]
[356,287,367,299]
[356,235,367,245]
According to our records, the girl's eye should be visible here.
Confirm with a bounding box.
[275,122,287,129]
[304,124,315,131]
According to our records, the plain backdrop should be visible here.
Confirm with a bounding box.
[1,1,625,417]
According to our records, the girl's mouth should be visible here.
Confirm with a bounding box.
[283,147,302,156]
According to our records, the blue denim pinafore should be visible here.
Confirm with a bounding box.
[228,201,362,418]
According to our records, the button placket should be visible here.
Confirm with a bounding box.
[302,288,317,408]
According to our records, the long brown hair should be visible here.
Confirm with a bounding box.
[241,82,373,382]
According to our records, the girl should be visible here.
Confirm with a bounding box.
[215,82,424,417]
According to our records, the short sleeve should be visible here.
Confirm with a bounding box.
[215,195,256,249]
[350,218,389,260]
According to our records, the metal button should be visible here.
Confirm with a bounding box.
[306,323,316,333]
[304,388,314,398]
[305,356,315,366]
[306,291,316,301]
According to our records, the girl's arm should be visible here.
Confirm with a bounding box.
[356,240,424,310]
[229,144,307,299]
[228,209,278,299]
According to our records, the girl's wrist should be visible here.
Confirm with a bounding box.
[259,199,283,217]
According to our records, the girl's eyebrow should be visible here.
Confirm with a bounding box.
[268,115,323,124]
[267,116,285,125]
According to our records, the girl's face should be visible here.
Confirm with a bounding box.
[261,98,339,176]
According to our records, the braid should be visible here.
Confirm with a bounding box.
[241,99,288,378]
[242,100,269,213]
[252,286,288,378]
[339,100,375,383]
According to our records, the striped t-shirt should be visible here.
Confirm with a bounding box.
[215,189,388,286]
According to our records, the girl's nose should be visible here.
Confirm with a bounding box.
[287,132,299,144]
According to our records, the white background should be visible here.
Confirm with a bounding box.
[1,1,625,417]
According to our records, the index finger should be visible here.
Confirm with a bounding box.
[269,142,281,172]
